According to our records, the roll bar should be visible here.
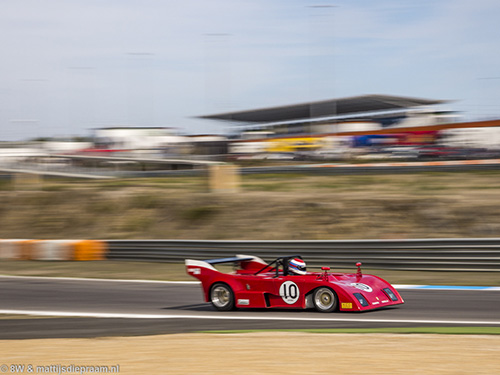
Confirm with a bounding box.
[254,255,303,277]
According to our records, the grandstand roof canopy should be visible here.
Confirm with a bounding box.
[199,94,447,123]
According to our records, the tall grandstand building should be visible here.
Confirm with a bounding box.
[198,94,457,137]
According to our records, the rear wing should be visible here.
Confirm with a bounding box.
[185,254,268,277]
[206,256,255,265]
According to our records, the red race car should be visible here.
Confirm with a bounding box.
[185,254,404,312]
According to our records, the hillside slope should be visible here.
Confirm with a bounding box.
[1,172,499,240]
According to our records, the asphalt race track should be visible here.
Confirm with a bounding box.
[0,276,499,339]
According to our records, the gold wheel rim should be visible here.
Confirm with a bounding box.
[315,288,334,310]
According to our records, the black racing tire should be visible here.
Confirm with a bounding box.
[210,283,235,311]
[312,287,338,313]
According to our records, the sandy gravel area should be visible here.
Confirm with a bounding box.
[2,332,500,374]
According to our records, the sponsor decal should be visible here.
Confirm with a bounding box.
[350,283,373,293]
[188,268,201,275]
[341,302,353,309]
[279,281,300,304]
[237,299,250,306]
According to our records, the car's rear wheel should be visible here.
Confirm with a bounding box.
[313,287,337,313]
[210,283,235,311]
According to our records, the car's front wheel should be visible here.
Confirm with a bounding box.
[313,287,337,313]
[210,283,235,311]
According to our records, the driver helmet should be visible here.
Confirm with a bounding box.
[288,258,307,275]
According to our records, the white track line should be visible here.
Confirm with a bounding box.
[394,284,500,291]
[1,275,499,291]
[0,309,499,325]
[0,275,198,284]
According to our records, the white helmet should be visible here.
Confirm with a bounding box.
[288,258,307,275]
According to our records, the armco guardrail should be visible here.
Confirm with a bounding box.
[106,238,500,272]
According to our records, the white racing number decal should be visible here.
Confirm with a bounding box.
[279,281,300,304]
[350,283,373,293]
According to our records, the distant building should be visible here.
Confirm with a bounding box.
[198,94,455,137]
[187,135,228,156]
[92,127,187,153]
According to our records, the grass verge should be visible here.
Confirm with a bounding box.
[0,315,58,320]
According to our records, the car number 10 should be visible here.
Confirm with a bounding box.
[279,281,300,304]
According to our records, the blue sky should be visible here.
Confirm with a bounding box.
[1,0,500,140]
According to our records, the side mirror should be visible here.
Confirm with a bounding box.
[318,266,331,280]
[356,262,362,276]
